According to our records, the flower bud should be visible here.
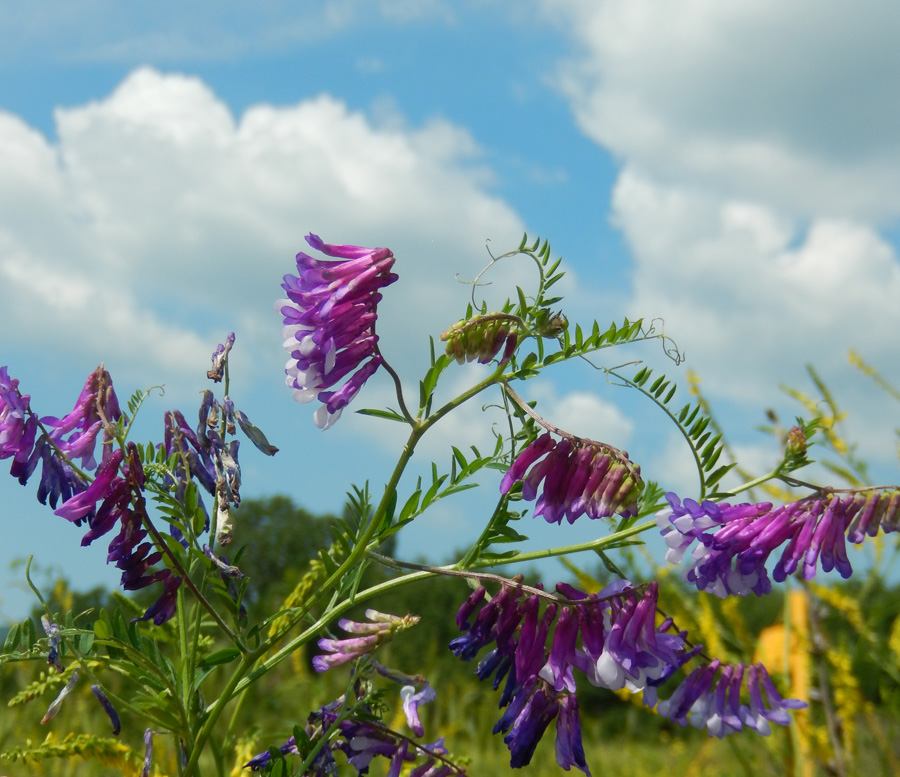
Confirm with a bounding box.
[441,314,519,366]
[786,425,807,458]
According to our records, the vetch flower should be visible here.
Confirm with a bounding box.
[501,433,643,523]
[41,671,80,724]
[277,233,398,429]
[658,489,900,596]
[41,615,64,674]
[243,735,300,771]
[207,332,235,383]
[313,610,420,672]
[0,366,33,461]
[655,661,805,738]
[54,443,183,624]
[91,684,121,736]
[555,693,589,774]
[400,682,436,737]
[581,582,686,694]
[495,679,560,769]
[245,697,458,776]
[40,366,124,471]
[450,576,803,770]
[141,729,154,777]
[3,366,125,513]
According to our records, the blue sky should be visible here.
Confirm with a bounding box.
[2,0,900,620]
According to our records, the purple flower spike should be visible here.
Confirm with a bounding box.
[539,606,578,693]
[656,660,805,738]
[277,233,397,429]
[42,366,125,470]
[0,366,33,460]
[660,489,900,595]
[502,433,643,523]
[54,448,125,523]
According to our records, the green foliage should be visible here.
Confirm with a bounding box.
[611,365,738,500]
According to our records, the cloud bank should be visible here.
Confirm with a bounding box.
[546,0,900,469]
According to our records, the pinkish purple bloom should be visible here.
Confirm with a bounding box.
[313,610,419,672]
[5,366,126,515]
[277,233,398,429]
[41,366,125,471]
[0,366,33,460]
[501,433,643,523]
[658,490,900,596]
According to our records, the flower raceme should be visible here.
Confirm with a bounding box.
[312,610,420,672]
[658,489,900,597]
[501,433,643,523]
[450,578,805,771]
[244,696,459,776]
[277,234,398,430]
[2,365,125,515]
[54,442,183,625]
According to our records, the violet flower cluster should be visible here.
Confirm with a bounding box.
[451,577,805,771]
[245,696,460,776]
[2,365,124,517]
[501,433,643,524]
[312,611,437,741]
[0,364,181,623]
[55,442,183,625]
[1,335,275,629]
[277,234,398,430]
[658,490,900,597]
[161,344,276,548]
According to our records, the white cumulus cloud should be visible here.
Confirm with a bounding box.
[0,67,527,398]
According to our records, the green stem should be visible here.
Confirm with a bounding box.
[184,652,258,777]
[214,570,432,704]
[730,467,783,495]
[137,492,243,648]
[197,364,509,767]
[480,518,658,567]
[458,493,510,569]
[261,365,505,653]
[377,354,415,424]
